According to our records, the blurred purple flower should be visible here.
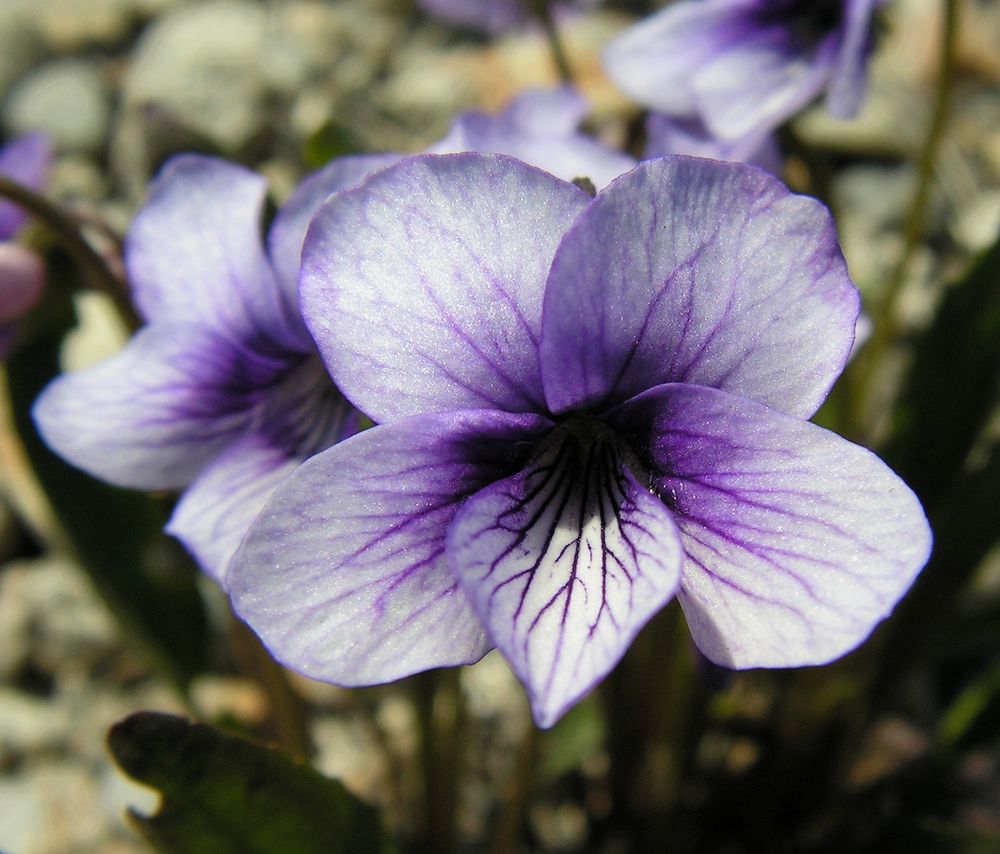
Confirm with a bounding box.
[34,153,394,583]
[229,153,930,727]
[645,112,781,174]
[419,0,598,34]
[0,133,52,358]
[605,0,881,140]
[432,87,636,188]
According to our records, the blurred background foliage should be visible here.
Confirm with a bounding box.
[0,0,998,852]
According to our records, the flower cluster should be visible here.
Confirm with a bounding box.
[32,3,928,728]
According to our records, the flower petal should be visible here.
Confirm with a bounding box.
[168,357,360,583]
[125,155,302,349]
[228,409,553,685]
[610,383,932,668]
[300,153,590,421]
[447,430,682,727]
[691,17,840,140]
[33,323,280,490]
[540,156,859,418]
[604,0,746,117]
[0,133,51,239]
[826,0,879,118]
[431,89,636,190]
[267,154,399,296]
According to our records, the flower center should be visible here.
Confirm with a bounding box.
[752,0,844,47]
[541,413,652,492]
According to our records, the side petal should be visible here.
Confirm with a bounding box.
[447,432,682,727]
[33,323,279,490]
[610,383,932,669]
[825,0,879,118]
[267,153,400,297]
[691,21,840,140]
[603,0,747,116]
[540,156,859,418]
[168,357,360,584]
[125,155,300,349]
[228,409,553,685]
[300,153,590,422]
[0,133,52,239]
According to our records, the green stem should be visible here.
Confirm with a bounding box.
[491,717,539,854]
[528,0,574,85]
[230,618,315,761]
[414,668,463,853]
[848,0,959,439]
[0,175,140,332]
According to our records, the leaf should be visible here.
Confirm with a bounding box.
[886,229,1000,509]
[108,712,389,854]
[4,258,208,688]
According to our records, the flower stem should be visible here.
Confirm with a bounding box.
[229,618,315,760]
[0,176,140,332]
[528,0,575,85]
[414,668,464,853]
[848,0,959,439]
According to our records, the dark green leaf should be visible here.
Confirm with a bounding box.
[886,229,1000,508]
[108,712,389,854]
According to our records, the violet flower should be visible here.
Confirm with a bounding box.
[230,153,931,727]
[419,0,597,35]
[604,0,881,141]
[645,113,781,175]
[432,87,636,189]
[34,153,393,583]
[0,133,52,358]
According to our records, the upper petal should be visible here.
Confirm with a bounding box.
[0,133,51,239]
[609,383,932,668]
[540,156,859,418]
[447,428,682,727]
[300,153,590,422]
[267,153,400,297]
[33,323,279,490]
[167,357,360,584]
[125,155,302,350]
[228,409,553,686]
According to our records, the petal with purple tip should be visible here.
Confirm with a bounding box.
[229,409,553,685]
[168,357,360,584]
[609,383,932,668]
[32,323,281,490]
[300,153,590,422]
[125,155,301,349]
[447,428,682,727]
[540,156,859,418]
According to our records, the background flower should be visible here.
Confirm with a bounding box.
[0,133,51,358]
[418,0,599,34]
[33,153,392,583]
[604,0,881,141]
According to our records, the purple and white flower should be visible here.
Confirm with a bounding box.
[432,87,636,189]
[34,153,393,583]
[229,153,931,727]
[419,0,598,35]
[645,113,781,175]
[604,0,881,141]
[0,133,51,358]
